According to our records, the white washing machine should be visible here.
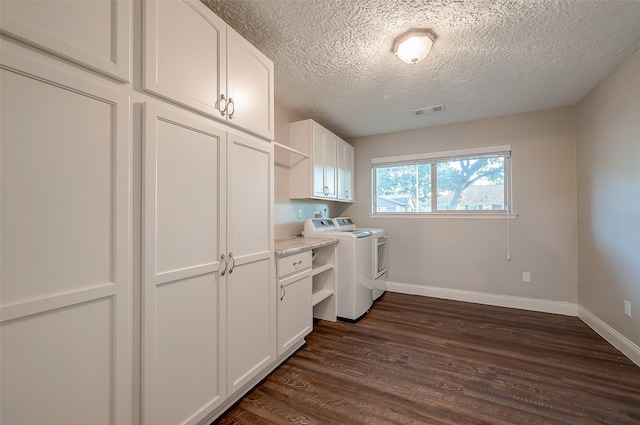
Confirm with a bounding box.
[304,218,373,321]
[332,217,387,300]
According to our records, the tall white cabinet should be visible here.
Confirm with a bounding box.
[0,41,132,425]
[1,1,276,425]
[142,103,227,425]
[142,104,275,424]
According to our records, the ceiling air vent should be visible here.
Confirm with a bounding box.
[413,104,445,117]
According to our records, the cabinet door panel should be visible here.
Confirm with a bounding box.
[226,132,275,394]
[227,28,274,140]
[0,49,131,425]
[278,275,312,356]
[143,0,225,118]
[312,123,327,197]
[226,259,273,393]
[143,102,226,425]
[150,274,221,425]
[0,0,130,81]
[324,131,338,198]
[2,299,114,425]
[227,133,272,257]
[337,139,354,202]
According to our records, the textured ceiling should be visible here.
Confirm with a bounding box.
[202,0,640,138]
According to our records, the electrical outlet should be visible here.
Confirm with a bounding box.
[624,300,632,318]
[297,208,302,219]
[522,272,531,283]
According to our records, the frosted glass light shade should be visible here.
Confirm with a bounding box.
[392,29,436,64]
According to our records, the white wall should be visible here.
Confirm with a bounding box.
[343,107,578,308]
[577,49,640,348]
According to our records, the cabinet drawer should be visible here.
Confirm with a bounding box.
[276,251,312,278]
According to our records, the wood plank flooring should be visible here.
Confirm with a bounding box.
[215,293,640,425]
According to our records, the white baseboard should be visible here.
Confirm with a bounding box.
[386,281,578,316]
[578,306,640,367]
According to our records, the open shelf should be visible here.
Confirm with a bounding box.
[310,243,337,322]
[311,263,333,277]
[312,289,333,307]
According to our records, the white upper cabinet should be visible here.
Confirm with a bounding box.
[143,0,226,120]
[0,0,131,81]
[289,119,353,203]
[337,138,354,202]
[226,28,275,142]
[143,0,274,140]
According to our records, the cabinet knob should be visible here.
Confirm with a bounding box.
[293,260,302,269]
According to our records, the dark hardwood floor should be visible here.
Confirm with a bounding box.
[216,292,640,425]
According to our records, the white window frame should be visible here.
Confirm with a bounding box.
[371,145,515,218]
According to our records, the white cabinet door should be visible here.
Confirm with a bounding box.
[0,47,132,425]
[311,123,337,199]
[143,0,226,118]
[312,122,328,198]
[227,28,274,140]
[0,0,131,81]
[277,274,313,356]
[324,130,338,198]
[337,138,354,202]
[225,131,276,394]
[142,102,227,425]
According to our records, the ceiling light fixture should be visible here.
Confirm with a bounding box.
[391,28,437,64]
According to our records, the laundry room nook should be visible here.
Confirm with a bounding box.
[2,1,640,425]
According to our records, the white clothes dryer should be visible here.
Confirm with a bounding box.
[332,217,387,300]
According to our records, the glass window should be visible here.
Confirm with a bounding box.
[435,157,505,211]
[372,146,510,215]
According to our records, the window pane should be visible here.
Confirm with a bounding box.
[436,157,504,211]
[374,164,431,213]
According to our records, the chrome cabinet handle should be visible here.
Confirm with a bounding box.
[219,94,228,117]
[228,252,235,274]
[228,98,235,119]
[220,253,227,276]
[280,283,286,301]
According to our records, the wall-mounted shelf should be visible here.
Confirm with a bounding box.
[273,141,309,158]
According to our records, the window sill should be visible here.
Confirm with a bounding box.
[369,212,518,220]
